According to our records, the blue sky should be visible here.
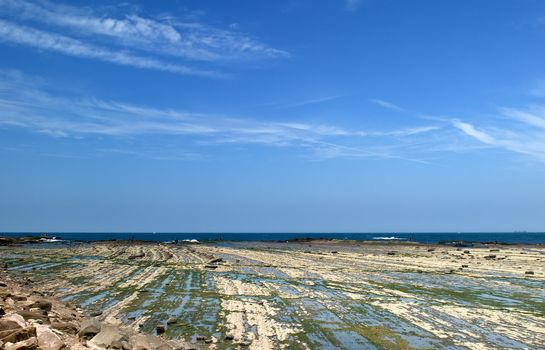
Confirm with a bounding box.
[1,0,545,232]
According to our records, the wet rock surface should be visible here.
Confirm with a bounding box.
[1,239,544,349]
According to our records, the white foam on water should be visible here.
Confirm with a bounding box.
[372,236,406,240]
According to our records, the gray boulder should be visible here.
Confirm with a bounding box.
[35,324,64,350]
[78,318,101,339]
[89,324,129,348]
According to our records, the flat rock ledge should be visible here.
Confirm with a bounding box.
[0,277,190,350]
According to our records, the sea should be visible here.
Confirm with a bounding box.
[2,232,545,244]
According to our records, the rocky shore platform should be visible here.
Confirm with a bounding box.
[1,238,544,349]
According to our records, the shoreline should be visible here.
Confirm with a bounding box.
[3,235,545,247]
[1,238,544,349]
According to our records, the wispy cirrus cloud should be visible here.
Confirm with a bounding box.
[0,70,441,161]
[0,0,287,76]
[369,98,408,113]
[0,20,219,78]
[370,97,545,162]
[451,108,545,161]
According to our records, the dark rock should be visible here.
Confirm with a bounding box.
[28,300,52,312]
[196,335,206,341]
[461,265,469,268]
[0,307,5,316]
[387,251,396,256]
[0,327,36,344]
[464,250,471,254]
[0,282,6,287]
[51,322,78,335]
[331,251,338,254]
[17,311,49,323]
[166,317,177,325]
[89,310,103,317]
[484,255,496,260]
[204,265,218,269]
[128,253,145,260]
[208,258,223,264]
[525,271,535,275]
[156,324,165,334]
[225,334,235,340]
[4,336,37,350]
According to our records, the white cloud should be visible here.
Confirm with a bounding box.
[369,98,407,112]
[0,20,219,77]
[0,0,287,62]
[500,107,545,130]
[277,95,342,108]
[452,119,496,144]
[451,109,545,161]
[0,70,441,161]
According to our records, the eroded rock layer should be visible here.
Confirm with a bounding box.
[1,240,544,349]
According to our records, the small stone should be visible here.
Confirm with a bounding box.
[462,265,469,268]
[28,301,52,312]
[18,310,49,323]
[208,258,223,264]
[464,250,471,254]
[156,324,165,334]
[331,251,338,254]
[121,340,131,350]
[525,271,535,275]
[204,339,213,344]
[204,265,218,269]
[387,251,396,256]
[166,317,177,325]
[50,322,78,335]
[196,335,206,341]
[225,334,235,340]
[110,340,124,349]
